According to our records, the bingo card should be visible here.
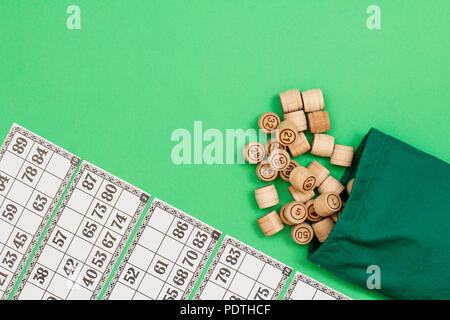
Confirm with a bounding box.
[11,161,150,300]
[194,235,292,300]
[283,271,350,300]
[103,199,221,300]
[0,124,80,299]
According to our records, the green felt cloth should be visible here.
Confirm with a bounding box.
[308,128,450,300]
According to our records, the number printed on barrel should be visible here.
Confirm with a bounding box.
[194,236,292,300]
[0,124,79,299]
[12,161,149,300]
[103,199,221,300]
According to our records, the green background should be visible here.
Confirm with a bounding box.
[1,0,449,300]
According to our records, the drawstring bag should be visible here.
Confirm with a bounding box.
[308,128,450,300]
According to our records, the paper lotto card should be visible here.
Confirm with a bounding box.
[103,199,221,300]
[11,161,150,300]
[283,271,350,300]
[0,124,80,299]
[194,235,292,300]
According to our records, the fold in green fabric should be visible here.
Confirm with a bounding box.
[308,128,450,300]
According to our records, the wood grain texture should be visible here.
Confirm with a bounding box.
[330,144,354,167]
[288,185,315,203]
[311,133,335,157]
[254,184,279,209]
[283,110,307,132]
[312,217,335,243]
[301,89,325,113]
[289,166,316,192]
[288,131,310,157]
[318,175,344,194]
[279,203,293,225]
[307,110,330,133]
[257,210,284,237]
[307,160,330,187]
[279,89,303,113]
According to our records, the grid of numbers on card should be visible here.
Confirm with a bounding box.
[0,124,79,299]
[282,271,350,300]
[104,199,221,300]
[13,161,149,300]
[194,236,292,300]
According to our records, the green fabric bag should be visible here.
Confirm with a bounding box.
[308,128,450,300]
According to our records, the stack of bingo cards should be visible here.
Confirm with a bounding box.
[0,123,350,300]
[0,124,80,299]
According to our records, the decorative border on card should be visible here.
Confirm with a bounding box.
[1,124,80,300]
[10,161,149,300]
[283,271,350,300]
[0,124,77,164]
[193,235,292,300]
[102,199,221,300]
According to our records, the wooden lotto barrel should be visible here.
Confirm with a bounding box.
[291,223,314,245]
[266,138,285,155]
[244,142,265,164]
[279,89,303,113]
[288,186,315,203]
[279,159,300,182]
[254,184,279,209]
[312,218,335,243]
[331,144,354,167]
[258,112,280,134]
[307,160,330,187]
[318,175,344,194]
[258,210,284,237]
[289,166,316,193]
[268,148,291,171]
[283,201,308,225]
[311,134,335,157]
[256,161,278,182]
[305,199,322,222]
[279,203,292,225]
[347,178,354,195]
[288,132,311,157]
[314,193,342,217]
[283,110,307,132]
[301,89,325,113]
[277,120,298,146]
[307,110,330,133]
